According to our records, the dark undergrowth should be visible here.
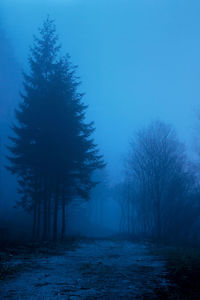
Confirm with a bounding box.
[0,236,80,280]
[152,245,200,299]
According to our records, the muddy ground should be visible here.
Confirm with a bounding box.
[0,239,186,299]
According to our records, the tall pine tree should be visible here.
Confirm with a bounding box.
[7,17,105,241]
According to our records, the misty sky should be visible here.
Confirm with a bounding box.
[1,0,200,182]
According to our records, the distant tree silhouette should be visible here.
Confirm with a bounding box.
[7,17,105,241]
[125,121,198,243]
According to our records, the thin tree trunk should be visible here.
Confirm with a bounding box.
[32,177,39,240]
[43,181,48,241]
[127,183,131,234]
[36,199,41,240]
[32,201,37,240]
[53,185,59,242]
[156,200,161,241]
[47,192,51,240]
[61,191,66,241]
[43,199,47,240]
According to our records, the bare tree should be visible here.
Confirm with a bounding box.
[126,121,195,242]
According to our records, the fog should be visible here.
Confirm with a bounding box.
[1,0,200,182]
[1,0,200,235]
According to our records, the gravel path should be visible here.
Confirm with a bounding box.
[0,239,170,299]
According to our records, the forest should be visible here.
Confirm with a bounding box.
[1,1,200,299]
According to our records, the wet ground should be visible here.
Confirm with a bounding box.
[0,239,171,299]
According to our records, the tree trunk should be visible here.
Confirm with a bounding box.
[47,192,51,240]
[155,194,161,241]
[32,201,37,240]
[61,192,66,240]
[156,202,161,241]
[43,198,47,240]
[36,198,41,240]
[53,185,59,242]
[42,181,48,241]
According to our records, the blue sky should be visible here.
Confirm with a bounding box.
[1,0,200,182]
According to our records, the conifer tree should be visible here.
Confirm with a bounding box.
[7,17,105,241]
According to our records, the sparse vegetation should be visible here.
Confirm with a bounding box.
[152,246,200,298]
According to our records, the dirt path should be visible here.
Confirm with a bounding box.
[0,240,170,299]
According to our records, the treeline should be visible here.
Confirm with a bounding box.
[117,121,200,245]
[3,17,200,246]
[6,18,105,241]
